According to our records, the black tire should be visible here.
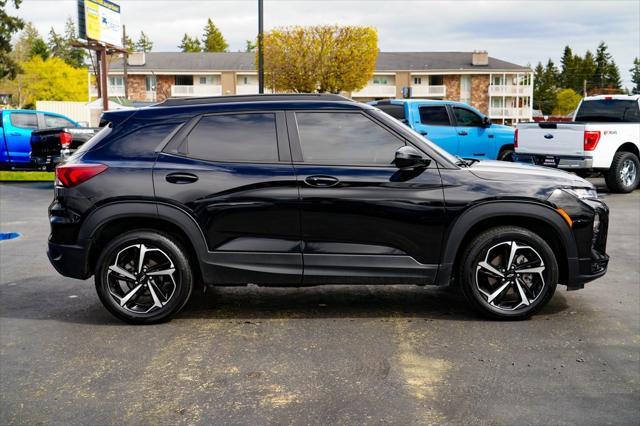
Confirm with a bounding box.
[498,148,514,162]
[459,226,558,320]
[94,230,194,324]
[605,151,639,193]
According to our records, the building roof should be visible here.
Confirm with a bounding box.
[110,51,531,73]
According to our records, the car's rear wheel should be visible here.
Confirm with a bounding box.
[498,148,514,162]
[605,151,639,193]
[95,230,193,324]
[459,226,558,320]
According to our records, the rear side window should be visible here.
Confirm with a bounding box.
[101,122,182,159]
[184,113,279,162]
[419,106,451,126]
[377,104,406,121]
[295,112,404,165]
[575,99,640,123]
[10,113,38,129]
[44,114,75,128]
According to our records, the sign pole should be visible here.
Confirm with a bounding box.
[123,24,129,100]
[258,0,264,94]
[100,46,109,111]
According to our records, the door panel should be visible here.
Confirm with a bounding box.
[5,112,37,164]
[452,106,492,159]
[410,103,459,155]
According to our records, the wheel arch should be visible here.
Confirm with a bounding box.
[436,201,578,286]
[79,202,208,280]
[615,141,639,157]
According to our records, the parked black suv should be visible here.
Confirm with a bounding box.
[48,94,609,324]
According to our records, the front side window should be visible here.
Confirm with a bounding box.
[453,107,483,127]
[44,114,75,129]
[184,113,279,162]
[419,106,451,126]
[295,112,404,165]
[9,112,37,129]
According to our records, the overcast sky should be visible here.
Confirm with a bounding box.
[10,0,640,89]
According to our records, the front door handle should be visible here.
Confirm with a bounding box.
[458,130,468,136]
[419,130,428,136]
[304,175,339,187]
[166,172,199,184]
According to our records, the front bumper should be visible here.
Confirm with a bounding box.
[515,153,593,169]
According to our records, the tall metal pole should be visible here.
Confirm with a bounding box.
[123,25,129,100]
[258,0,264,94]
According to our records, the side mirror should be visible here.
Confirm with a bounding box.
[77,121,89,128]
[394,146,430,170]
[482,116,492,127]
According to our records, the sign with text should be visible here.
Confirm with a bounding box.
[78,0,121,46]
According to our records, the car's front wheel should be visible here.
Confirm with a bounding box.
[95,230,193,324]
[459,226,558,320]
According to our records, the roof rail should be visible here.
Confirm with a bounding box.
[155,93,352,107]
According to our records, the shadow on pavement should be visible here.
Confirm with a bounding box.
[0,277,570,325]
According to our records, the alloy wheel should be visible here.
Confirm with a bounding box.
[475,241,546,311]
[620,159,637,188]
[107,243,178,314]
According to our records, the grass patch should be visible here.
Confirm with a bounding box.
[0,171,54,181]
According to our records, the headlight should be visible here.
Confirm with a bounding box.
[564,187,598,199]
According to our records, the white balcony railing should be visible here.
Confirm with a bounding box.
[351,85,396,98]
[489,85,533,97]
[90,85,125,97]
[236,84,260,95]
[171,84,222,97]
[411,85,446,97]
[489,107,532,119]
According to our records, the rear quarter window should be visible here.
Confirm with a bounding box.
[98,122,183,159]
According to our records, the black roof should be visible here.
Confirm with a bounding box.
[156,93,352,107]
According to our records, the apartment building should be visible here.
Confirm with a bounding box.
[98,50,533,123]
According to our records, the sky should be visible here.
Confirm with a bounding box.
[9,0,640,89]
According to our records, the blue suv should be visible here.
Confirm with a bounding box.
[370,99,516,161]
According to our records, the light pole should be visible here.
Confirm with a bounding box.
[258,0,264,94]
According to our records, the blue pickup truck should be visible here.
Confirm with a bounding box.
[1,109,80,169]
[370,99,516,161]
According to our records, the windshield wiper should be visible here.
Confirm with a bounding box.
[455,156,479,167]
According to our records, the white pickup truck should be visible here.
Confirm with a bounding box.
[515,95,640,193]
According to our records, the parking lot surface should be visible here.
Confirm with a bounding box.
[1,181,638,425]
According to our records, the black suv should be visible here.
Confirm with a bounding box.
[48,94,609,324]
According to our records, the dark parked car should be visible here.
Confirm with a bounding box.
[48,94,609,324]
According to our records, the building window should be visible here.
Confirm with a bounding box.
[243,76,249,85]
[460,75,471,104]
[145,75,156,92]
[108,76,123,87]
[413,77,422,85]
[372,77,388,85]
[429,75,444,86]
[199,76,207,85]
[175,75,194,86]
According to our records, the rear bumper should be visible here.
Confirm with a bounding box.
[515,153,593,169]
[47,239,91,280]
[31,155,60,167]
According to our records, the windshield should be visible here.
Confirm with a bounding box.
[575,99,640,123]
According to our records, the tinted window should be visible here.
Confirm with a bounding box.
[453,107,483,127]
[575,99,640,123]
[104,122,182,159]
[185,113,278,162]
[296,112,404,165]
[419,106,451,126]
[44,114,75,128]
[10,113,38,129]
[377,104,406,121]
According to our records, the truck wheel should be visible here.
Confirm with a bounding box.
[459,226,558,320]
[94,230,194,324]
[605,151,639,193]
[498,148,514,162]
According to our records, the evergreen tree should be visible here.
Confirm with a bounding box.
[605,60,622,90]
[30,37,49,60]
[594,41,612,88]
[202,18,228,52]
[178,33,201,52]
[63,18,85,67]
[559,46,575,90]
[12,21,40,62]
[631,57,640,95]
[0,0,25,79]
[136,31,153,52]
[123,34,136,52]
[533,60,558,114]
[245,39,256,52]
[580,50,596,93]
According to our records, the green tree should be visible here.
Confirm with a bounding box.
[594,41,613,88]
[559,46,576,90]
[0,0,25,79]
[263,25,378,93]
[579,50,597,94]
[47,28,66,60]
[533,60,558,114]
[30,37,50,60]
[62,18,85,68]
[12,21,40,62]
[605,60,622,90]
[136,31,153,52]
[245,39,256,52]
[202,18,228,52]
[631,57,640,95]
[178,33,201,52]
[123,34,136,52]
[552,88,582,115]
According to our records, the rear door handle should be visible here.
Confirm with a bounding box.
[458,131,468,136]
[304,175,339,187]
[166,172,199,184]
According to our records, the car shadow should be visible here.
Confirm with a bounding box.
[0,277,570,325]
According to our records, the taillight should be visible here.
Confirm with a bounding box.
[514,128,518,148]
[584,131,601,151]
[55,163,108,188]
[60,132,73,149]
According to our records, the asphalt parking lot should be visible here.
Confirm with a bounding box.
[0,180,638,425]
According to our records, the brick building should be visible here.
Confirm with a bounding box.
[96,50,533,124]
